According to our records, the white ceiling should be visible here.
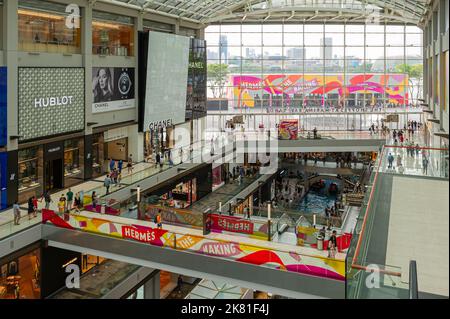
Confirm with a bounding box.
[101,0,431,26]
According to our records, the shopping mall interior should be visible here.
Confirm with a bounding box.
[0,0,448,301]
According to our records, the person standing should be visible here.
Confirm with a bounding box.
[104,175,112,194]
[179,148,183,164]
[57,195,65,214]
[91,191,98,209]
[127,158,133,174]
[396,154,402,168]
[313,127,318,139]
[42,191,52,210]
[118,159,123,174]
[109,158,115,173]
[422,156,429,175]
[387,153,394,169]
[13,201,21,225]
[155,152,161,169]
[156,213,162,229]
[32,196,38,218]
[66,188,74,212]
[74,192,81,213]
[159,152,164,170]
[27,197,34,220]
[328,230,338,258]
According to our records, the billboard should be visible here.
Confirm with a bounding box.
[92,67,135,113]
[18,67,85,141]
[278,120,299,140]
[231,73,409,108]
[186,38,207,120]
[143,31,190,131]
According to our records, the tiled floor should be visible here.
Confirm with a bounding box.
[386,176,449,297]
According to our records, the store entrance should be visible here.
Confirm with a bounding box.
[44,159,63,192]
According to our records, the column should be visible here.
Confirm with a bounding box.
[143,271,160,299]
[4,0,19,206]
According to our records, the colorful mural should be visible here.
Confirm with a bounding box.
[42,210,345,280]
[231,73,409,107]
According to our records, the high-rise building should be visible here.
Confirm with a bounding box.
[286,48,305,60]
[321,37,333,60]
[219,35,228,63]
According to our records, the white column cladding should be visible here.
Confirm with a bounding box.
[127,124,144,163]
[83,3,93,135]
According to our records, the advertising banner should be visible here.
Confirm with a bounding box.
[210,214,254,235]
[231,73,409,108]
[43,209,346,280]
[143,32,190,131]
[92,67,135,113]
[278,120,299,140]
[0,67,6,147]
[18,67,85,141]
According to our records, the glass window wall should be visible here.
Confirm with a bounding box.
[206,23,423,112]
[92,11,134,56]
[18,0,81,54]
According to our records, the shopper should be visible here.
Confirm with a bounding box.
[109,158,115,172]
[422,156,429,175]
[118,159,123,173]
[155,152,161,169]
[328,230,338,258]
[127,158,133,174]
[42,191,52,210]
[13,201,21,225]
[74,192,81,213]
[177,275,183,294]
[104,175,112,194]
[396,154,402,168]
[57,195,65,214]
[32,195,38,218]
[156,213,162,229]
[91,191,98,209]
[66,188,74,211]
[27,197,34,220]
[159,152,164,170]
[387,153,394,169]
[313,127,318,139]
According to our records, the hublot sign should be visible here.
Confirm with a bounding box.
[34,96,74,108]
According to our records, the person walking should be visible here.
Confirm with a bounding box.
[32,196,38,218]
[42,191,52,210]
[328,230,338,259]
[104,175,112,194]
[422,156,429,175]
[118,159,123,174]
[66,188,74,211]
[91,191,98,209]
[117,170,122,186]
[396,154,402,168]
[387,153,394,169]
[109,158,115,173]
[127,158,133,174]
[57,195,65,214]
[13,201,21,225]
[159,152,164,171]
[155,152,161,169]
[27,197,34,220]
[73,192,81,213]
[313,127,318,139]
[110,169,117,186]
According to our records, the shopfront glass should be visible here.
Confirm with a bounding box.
[0,248,41,299]
[18,146,43,203]
[92,133,105,178]
[212,166,224,189]
[18,0,81,54]
[160,179,197,209]
[64,138,84,187]
[92,11,134,56]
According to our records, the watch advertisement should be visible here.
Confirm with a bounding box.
[18,67,85,141]
[92,67,135,113]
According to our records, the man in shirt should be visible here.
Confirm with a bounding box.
[66,188,74,211]
[104,175,112,194]
[13,201,21,225]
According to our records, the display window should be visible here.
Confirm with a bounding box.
[92,11,134,56]
[234,196,252,215]
[160,179,197,209]
[64,138,84,187]
[0,248,41,299]
[18,146,44,203]
[18,0,81,54]
[212,166,224,190]
[92,133,105,178]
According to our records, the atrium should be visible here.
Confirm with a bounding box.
[0,0,448,302]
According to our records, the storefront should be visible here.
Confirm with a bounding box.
[91,133,105,178]
[0,244,41,299]
[143,125,175,160]
[63,138,84,188]
[212,164,226,191]
[160,178,197,209]
[104,127,129,162]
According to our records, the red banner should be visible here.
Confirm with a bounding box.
[211,214,254,235]
[122,225,167,245]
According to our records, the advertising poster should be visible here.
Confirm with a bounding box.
[18,67,85,141]
[278,120,299,140]
[231,73,409,108]
[210,214,254,235]
[92,67,135,113]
